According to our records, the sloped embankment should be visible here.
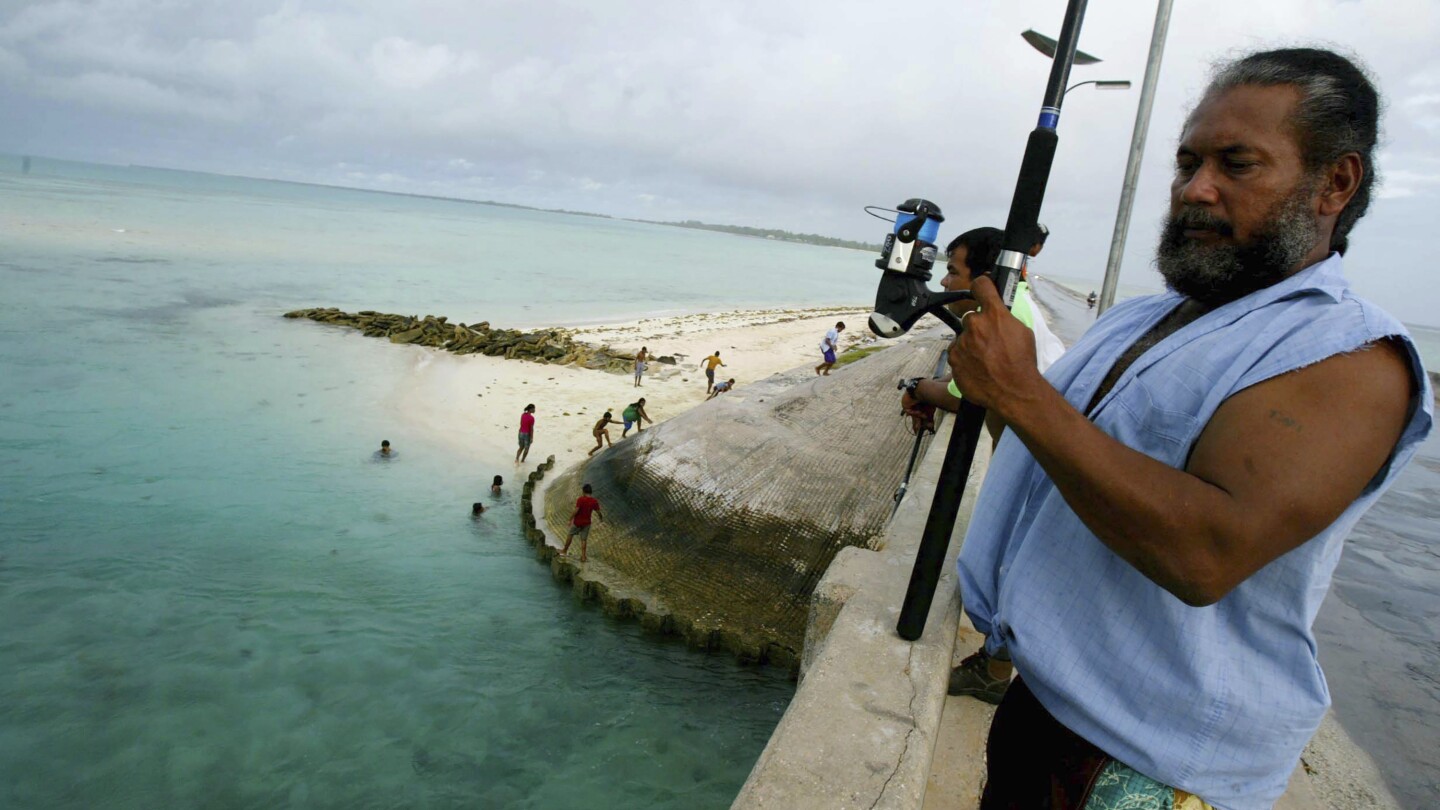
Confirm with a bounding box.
[528,339,950,670]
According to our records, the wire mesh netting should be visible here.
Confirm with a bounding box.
[543,339,949,660]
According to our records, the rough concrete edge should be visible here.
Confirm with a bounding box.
[732,421,987,809]
[521,456,801,673]
[799,545,874,683]
[1293,712,1402,810]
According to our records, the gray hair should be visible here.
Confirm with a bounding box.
[1201,48,1381,255]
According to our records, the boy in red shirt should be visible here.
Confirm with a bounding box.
[562,483,603,562]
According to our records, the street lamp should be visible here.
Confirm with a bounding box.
[1021,29,1102,64]
[1096,0,1173,315]
[1065,79,1132,98]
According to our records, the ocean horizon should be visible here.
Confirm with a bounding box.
[2,155,1437,808]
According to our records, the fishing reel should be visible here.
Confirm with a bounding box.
[867,199,970,338]
[876,198,943,279]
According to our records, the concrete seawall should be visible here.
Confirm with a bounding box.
[520,453,805,671]
[518,449,754,660]
[733,417,987,808]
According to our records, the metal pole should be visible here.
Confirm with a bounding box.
[1096,0,1173,315]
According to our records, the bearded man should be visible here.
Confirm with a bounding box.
[948,48,1432,809]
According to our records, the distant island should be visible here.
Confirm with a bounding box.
[467,198,880,251]
[631,219,879,252]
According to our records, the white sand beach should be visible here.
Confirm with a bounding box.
[380,305,932,469]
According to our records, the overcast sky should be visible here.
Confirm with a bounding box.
[3,0,1438,324]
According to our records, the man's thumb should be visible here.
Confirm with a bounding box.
[972,274,1004,309]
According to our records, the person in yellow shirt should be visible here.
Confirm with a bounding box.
[702,351,726,394]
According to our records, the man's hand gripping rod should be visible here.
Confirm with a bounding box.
[867,0,1090,641]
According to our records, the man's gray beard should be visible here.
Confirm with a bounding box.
[1156,186,1320,308]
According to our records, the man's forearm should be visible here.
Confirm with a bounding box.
[914,378,963,413]
[948,275,1412,609]
[911,377,1005,443]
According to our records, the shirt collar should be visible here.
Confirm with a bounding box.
[1227,251,1349,309]
[1279,251,1348,303]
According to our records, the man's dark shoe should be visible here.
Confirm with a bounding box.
[947,650,1009,704]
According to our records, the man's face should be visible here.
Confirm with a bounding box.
[1158,84,1325,307]
[941,246,981,315]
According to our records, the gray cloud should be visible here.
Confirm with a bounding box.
[2,0,1439,323]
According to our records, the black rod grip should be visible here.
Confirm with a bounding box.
[1003,129,1059,254]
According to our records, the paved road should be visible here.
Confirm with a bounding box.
[1027,275,1097,347]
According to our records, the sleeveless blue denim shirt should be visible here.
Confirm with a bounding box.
[958,254,1432,809]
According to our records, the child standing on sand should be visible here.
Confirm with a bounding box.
[634,347,649,387]
[515,404,536,464]
[815,321,845,376]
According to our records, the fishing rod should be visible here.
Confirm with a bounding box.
[865,0,1090,641]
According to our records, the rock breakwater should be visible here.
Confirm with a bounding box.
[283,307,653,373]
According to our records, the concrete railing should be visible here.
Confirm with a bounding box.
[733,420,988,809]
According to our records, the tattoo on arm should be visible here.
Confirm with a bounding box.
[1268,409,1302,432]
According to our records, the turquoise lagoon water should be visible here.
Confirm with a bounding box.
[4,156,1438,808]
[0,157,894,808]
